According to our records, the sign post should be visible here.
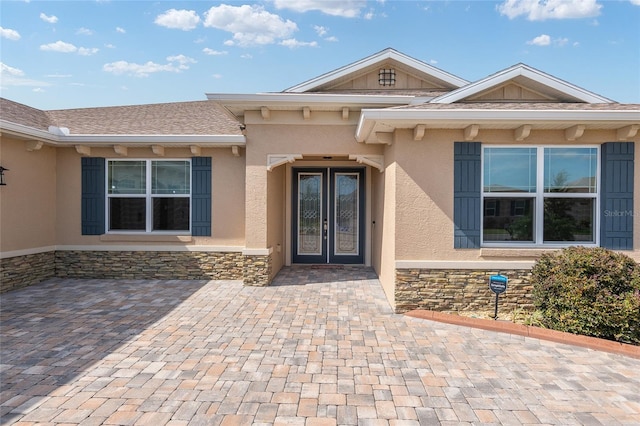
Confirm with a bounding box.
[489,274,508,320]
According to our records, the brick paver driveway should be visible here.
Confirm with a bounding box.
[1,266,639,425]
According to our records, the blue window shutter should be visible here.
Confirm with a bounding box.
[454,142,482,248]
[601,142,634,250]
[191,157,212,236]
[81,157,105,235]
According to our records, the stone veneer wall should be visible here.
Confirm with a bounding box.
[55,251,244,280]
[0,251,56,293]
[395,268,534,314]
[243,254,273,286]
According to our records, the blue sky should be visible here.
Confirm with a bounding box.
[1,0,639,110]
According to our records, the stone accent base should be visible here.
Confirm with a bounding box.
[55,251,243,280]
[243,254,273,286]
[0,251,56,293]
[395,268,534,314]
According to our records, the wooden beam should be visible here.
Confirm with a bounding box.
[113,145,128,156]
[151,145,165,156]
[413,125,426,141]
[514,125,531,141]
[375,132,393,145]
[464,124,479,141]
[75,145,91,156]
[302,107,311,120]
[25,140,43,151]
[190,146,201,156]
[617,124,639,141]
[565,125,585,141]
[261,107,270,120]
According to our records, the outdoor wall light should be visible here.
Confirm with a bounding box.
[0,166,8,186]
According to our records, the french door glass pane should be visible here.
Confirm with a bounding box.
[483,197,534,242]
[544,148,597,193]
[298,174,322,255]
[484,148,537,193]
[152,161,190,194]
[544,198,595,242]
[109,198,146,230]
[334,173,358,255]
[153,198,190,231]
[108,161,146,194]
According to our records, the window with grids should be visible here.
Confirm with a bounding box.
[107,160,191,232]
[482,147,598,245]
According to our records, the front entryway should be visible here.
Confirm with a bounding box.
[292,168,365,264]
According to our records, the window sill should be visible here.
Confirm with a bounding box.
[100,234,192,243]
[481,245,597,258]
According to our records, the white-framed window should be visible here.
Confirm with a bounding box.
[481,146,599,246]
[106,159,191,232]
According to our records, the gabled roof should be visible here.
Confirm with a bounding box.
[431,63,613,104]
[284,48,469,93]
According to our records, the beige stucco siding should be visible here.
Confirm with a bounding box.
[53,146,245,247]
[267,164,285,276]
[392,128,640,262]
[374,143,397,307]
[0,136,57,253]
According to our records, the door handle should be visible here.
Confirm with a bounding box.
[323,218,328,239]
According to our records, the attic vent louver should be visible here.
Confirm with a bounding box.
[378,69,395,86]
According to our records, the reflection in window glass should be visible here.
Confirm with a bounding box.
[544,148,597,193]
[484,148,537,193]
[483,198,534,242]
[153,198,190,231]
[152,161,190,194]
[108,161,145,194]
[544,198,595,242]
[109,198,146,230]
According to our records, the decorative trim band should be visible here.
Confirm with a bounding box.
[395,260,535,269]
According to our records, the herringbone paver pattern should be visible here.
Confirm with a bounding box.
[1,266,639,425]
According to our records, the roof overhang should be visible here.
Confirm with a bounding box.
[356,108,640,143]
[206,92,418,118]
[0,119,246,147]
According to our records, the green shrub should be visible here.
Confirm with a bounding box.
[531,246,640,345]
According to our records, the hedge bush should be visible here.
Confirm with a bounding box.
[530,246,640,345]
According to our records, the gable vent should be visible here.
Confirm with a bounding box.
[378,68,396,86]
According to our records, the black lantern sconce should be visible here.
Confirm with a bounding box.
[0,166,8,186]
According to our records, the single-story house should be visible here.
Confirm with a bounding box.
[1,48,639,312]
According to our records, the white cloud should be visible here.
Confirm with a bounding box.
[116,27,126,34]
[0,62,51,88]
[166,54,197,69]
[40,13,58,24]
[155,9,201,31]
[40,40,77,53]
[498,0,602,21]
[527,34,574,47]
[203,48,228,55]
[76,27,93,36]
[203,4,298,47]
[0,27,21,40]
[1,62,25,77]
[78,47,99,56]
[527,34,551,45]
[212,74,222,79]
[45,74,72,78]
[314,25,328,37]
[631,0,640,5]
[273,0,366,17]
[280,39,318,48]
[103,55,195,77]
[325,36,338,42]
[33,87,45,93]
[40,40,99,55]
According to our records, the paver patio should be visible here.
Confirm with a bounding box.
[1,266,639,425]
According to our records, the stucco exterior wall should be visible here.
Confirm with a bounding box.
[54,146,246,248]
[0,136,57,253]
[392,128,640,263]
[375,143,397,308]
[267,164,285,279]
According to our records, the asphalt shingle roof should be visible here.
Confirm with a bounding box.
[1,98,243,136]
